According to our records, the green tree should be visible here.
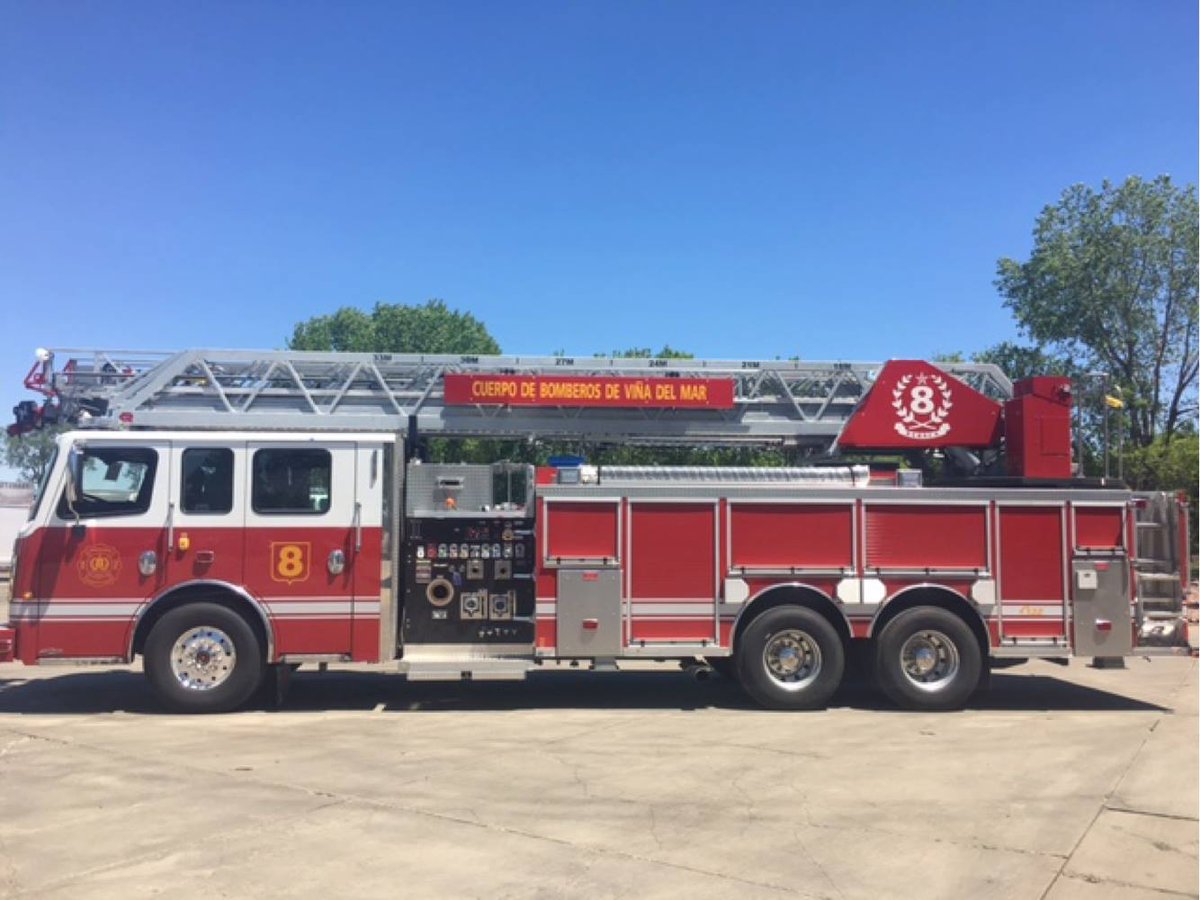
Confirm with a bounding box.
[4,426,64,484]
[289,300,502,464]
[601,345,694,360]
[288,299,501,355]
[972,341,1076,384]
[995,176,1198,446]
[1123,429,1199,543]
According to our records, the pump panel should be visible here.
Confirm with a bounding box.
[400,516,536,648]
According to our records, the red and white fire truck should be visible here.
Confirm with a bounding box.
[1,348,1191,713]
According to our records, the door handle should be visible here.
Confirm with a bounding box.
[352,501,362,553]
[195,550,215,565]
[582,618,599,630]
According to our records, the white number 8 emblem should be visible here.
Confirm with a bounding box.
[891,375,953,440]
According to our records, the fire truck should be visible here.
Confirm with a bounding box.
[1,348,1191,713]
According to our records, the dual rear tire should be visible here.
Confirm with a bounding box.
[733,604,982,712]
[736,606,845,710]
[873,607,982,711]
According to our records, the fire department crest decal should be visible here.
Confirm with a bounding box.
[891,373,953,440]
[77,544,122,587]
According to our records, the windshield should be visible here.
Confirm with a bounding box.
[27,441,60,521]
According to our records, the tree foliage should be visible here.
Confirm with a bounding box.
[3,426,64,484]
[994,176,1198,446]
[972,341,1076,385]
[288,299,501,355]
[1123,431,1199,541]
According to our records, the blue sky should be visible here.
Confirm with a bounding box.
[1,2,1196,451]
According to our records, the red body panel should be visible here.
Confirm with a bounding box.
[544,502,619,560]
[1075,507,1124,550]
[730,504,853,569]
[242,525,354,658]
[29,525,166,662]
[865,505,987,569]
[998,508,1064,601]
[13,520,383,664]
[629,504,716,599]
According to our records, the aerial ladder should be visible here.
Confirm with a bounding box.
[13,347,1013,449]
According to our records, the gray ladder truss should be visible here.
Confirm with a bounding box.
[44,348,1013,447]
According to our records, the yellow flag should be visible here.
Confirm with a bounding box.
[1104,395,1125,409]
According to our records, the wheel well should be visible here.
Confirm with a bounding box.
[869,586,989,659]
[733,585,852,651]
[131,585,271,660]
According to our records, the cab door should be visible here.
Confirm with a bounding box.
[243,441,357,659]
[166,441,246,595]
[33,438,172,660]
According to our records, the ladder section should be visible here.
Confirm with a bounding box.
[1134,492,1190,647]
[38,347,1013,447]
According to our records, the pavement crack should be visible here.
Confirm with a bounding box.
[790,826,845,900]
[8,797,350,898]
[1036,680,1189,900]
[1057,872,1199,898]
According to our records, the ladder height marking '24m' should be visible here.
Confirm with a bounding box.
[2,348,1191,713]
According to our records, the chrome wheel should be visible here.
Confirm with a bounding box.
[762,629,823,692]
[899,629,960,693]
[170,626,237,692]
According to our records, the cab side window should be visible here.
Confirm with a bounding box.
[181,448,234,514]
[252,448,331,515]
[57,447,157,519]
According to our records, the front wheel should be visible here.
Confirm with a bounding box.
[874,607,982,711]
[736,606,845,710]
[144,602,265,713]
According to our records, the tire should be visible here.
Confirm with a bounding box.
[144,602,265,713]
[874,607,982,711]
[735,606,845,710]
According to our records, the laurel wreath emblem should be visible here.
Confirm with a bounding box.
[891,374,954,439]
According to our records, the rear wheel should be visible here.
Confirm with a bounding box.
[736,606,844,710]
[144,602,265,713]
[874,607,981,711]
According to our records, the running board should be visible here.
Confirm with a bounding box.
[400,658,533,681]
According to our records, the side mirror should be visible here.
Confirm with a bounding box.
[65,443,84,523]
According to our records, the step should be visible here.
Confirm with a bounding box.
[400,658,533,682]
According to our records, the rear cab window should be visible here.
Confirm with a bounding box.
[252,448,331,515]
[181,448,234,514]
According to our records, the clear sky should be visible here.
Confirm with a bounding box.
[1,2,1196,453]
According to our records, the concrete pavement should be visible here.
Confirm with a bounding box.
[0,657,1196,899]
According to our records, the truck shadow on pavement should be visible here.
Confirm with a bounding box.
[0,667,1171,715]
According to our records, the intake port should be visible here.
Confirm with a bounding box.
[461,592,486,620]
[489,592,513,620]
[426,577,455,608]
